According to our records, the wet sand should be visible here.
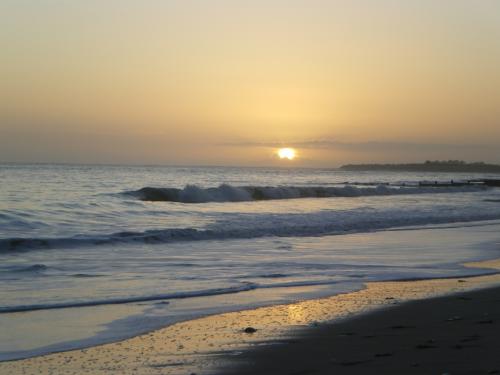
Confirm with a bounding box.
[221,284,500,375]
[1,261,500,375]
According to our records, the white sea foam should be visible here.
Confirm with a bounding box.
[2,201,500,252]
[2,164,500,361]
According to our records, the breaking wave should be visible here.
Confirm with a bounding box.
[2,207,500,252]
[126,184,487,203]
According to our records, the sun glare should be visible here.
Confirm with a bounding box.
[277,148,296,160]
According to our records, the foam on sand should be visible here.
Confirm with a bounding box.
[2,261,500,375]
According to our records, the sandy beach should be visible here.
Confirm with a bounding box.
[1,260,500,375]
[4,1,500,373]
[222,282,500,375]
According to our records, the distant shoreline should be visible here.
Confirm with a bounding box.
[340,161,500,173]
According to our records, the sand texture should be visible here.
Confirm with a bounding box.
[222,285,500,375]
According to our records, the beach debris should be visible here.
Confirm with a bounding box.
[415,344,437,349]
[477,319,494,324]
[149,362,185,368]
[338,331,355,336]
[374,352,393,357]
[390,325,415,330]
[338,359,373,366]
[458,279,467,283]
[243,327,257,333]
[461,334,481,342]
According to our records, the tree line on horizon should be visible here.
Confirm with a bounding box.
[340,160,500,173]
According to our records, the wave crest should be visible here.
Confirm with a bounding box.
[127,184,486,203]
[2,210,500,252]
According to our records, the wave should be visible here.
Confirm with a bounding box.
[2,209,500,252]
[4,267,498,313]
[15,264,48,273]
[0,264,48,274]
[126,184,487,203]
[0,284,257,313]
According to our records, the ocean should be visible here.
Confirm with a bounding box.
[1,163,500,360]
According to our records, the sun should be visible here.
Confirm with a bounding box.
[277,148,296,160]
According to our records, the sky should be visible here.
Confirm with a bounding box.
[1,0,500,167]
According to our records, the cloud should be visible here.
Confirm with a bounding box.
[220,139,499,153]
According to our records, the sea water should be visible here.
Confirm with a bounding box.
[1,164,500,360]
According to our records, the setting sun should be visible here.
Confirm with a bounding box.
[277,148,296,160]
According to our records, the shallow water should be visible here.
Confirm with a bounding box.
[1,164,500,360]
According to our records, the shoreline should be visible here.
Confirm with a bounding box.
[2,260,500,375]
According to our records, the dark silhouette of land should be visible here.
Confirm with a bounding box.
[340,160,500,173]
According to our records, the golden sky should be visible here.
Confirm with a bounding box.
[1,1,499,166]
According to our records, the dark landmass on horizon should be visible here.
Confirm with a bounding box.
[340,160,500,173]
